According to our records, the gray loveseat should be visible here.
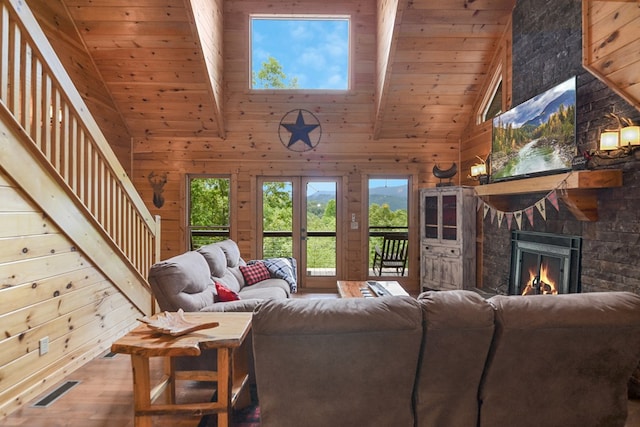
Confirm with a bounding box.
[252,290,640,427]
[148,239,294,313]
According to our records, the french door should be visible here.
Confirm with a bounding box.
[258,177,342,290]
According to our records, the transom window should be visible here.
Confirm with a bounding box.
[250,16,350,90]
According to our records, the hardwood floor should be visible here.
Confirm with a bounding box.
[2,351,211,427]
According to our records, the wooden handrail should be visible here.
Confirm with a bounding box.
[1,0,158,291]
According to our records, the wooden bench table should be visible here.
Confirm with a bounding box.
[111,312,252,427]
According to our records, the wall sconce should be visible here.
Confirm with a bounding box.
[469,156,489,184]
[620,125,640,146]
[599,130,620,151]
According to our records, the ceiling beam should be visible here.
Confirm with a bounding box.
[373,0,407,140]
[184,0,226,138]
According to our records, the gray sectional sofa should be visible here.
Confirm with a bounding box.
[252,290,640,427]
[148,239,294,313]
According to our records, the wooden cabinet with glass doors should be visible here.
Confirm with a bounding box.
[420,186,476,291]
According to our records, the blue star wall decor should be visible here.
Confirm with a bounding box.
[278,109,322,152]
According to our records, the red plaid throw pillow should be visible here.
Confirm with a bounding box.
[239,262,270,285]
[215,281,239,302]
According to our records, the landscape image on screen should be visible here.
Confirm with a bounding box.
[491,77,576,182]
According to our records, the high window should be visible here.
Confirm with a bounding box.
[188,176,231,249]
[250,16,350,90]
[478,65,504,124]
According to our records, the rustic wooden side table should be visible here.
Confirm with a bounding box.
[111,312,252,427]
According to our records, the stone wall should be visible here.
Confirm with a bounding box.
[481,0,640,295]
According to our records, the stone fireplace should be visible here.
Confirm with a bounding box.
[509,231,582,295]
[478,0,640,297]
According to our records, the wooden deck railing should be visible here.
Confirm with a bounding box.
[1,0,159,283]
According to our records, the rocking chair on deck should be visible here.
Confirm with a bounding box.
[372,234,408,276]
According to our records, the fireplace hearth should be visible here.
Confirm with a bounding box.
[509,231,582,295]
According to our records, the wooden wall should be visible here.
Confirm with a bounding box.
[132,0,460,292]
[28,0,134,174]
[583,0,640,112]
[458,18,513,288]
[0,168,139,417]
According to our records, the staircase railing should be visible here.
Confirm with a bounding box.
[1,0,159,309]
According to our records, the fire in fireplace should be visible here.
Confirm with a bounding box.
[509,231,582,295]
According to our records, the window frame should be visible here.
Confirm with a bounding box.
[478,63,504,124]
[365,175,411,277]
[186,174,233,250]
[249,14,352,91]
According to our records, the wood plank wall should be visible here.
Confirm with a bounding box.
[459,18,513,289]
[0,168,140,418]
[132,0,459,292]
[583,0,640,111]
[28,0,134,173]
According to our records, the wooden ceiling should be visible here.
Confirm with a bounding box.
[29,0,516,145]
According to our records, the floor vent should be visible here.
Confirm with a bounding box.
[102,351,117,359]
[32,380,80,408]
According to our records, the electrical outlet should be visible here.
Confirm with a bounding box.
[39,337,49,356]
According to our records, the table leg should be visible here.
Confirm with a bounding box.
[131,355,152,427]
[217,347,231,427]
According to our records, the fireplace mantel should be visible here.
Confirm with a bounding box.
[474,170,623,221]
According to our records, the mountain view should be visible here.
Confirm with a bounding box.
[308,185,407,211]
[491,77,576,181]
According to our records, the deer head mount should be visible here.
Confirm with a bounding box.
[148,172,167,208]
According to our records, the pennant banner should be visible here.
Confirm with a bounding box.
[474,172,572,229]
[525,207,535,227]
[514,211,523,229]
[536,198,547,220]
[547,190,560,211]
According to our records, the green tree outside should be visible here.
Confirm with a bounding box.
[252,56,299,89]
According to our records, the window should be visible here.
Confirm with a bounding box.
[367,177,409,276]
[188,176,230,249]
[483,80,503,122]
[250,16,350,90]
[478,64,503,124]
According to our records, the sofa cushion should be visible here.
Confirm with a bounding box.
[197,244,227,277]
[239,262,270,285]
[414,290,495,427]
[252,296,422,427]
[479,292,640,427]
[216,239,242,267]
[148,251,215,312]
[200,299,263,312]
[238,283,288,300]
[217,270,243,293]
[215,281,239,302]
[241,277,291,297]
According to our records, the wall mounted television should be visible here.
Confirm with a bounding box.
[490,77,577,183]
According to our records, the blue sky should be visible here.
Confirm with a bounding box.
[251,18,349,90]
[497,77,575,128]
